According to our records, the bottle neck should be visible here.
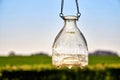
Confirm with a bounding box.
[64,19,77,28]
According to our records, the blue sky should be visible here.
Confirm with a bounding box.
[0,0,120,56]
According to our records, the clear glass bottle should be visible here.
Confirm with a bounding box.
[52,16,88,69]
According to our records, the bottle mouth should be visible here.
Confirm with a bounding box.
[63,15,78,20]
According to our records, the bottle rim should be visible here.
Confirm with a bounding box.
[63,15,78,20]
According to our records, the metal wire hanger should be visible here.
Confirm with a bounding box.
[59,0,81,20]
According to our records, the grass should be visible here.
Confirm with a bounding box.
[0,55,51,66]
[0,55,119,67]
[0,55,119,80]
[89,55,120,65]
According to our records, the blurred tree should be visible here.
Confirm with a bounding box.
[89,50,118,56]
[9,51,16,56]
[31,52,49,56]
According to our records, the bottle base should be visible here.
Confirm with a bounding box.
[54,63,87,69]
[53,54,88,69]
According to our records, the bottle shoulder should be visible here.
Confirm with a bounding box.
[53,27,87,48]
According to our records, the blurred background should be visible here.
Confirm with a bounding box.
[0,0,120,56]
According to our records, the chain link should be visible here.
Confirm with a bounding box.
[59,0,81,20]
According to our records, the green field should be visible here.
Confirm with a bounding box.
[0,55,120,80]
[0,56,51,66]
[89,55,120,65]
[0,55,119,66]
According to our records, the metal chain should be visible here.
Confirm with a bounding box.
[75,0,81,19]
[59,0,81,20]
[59,0,64,18]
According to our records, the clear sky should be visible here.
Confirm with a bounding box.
[0,0,120,56]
